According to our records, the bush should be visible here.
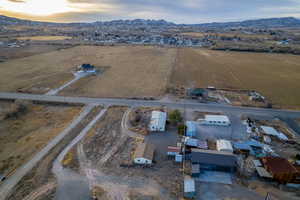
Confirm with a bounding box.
[4,100,31,119]
[177,124,187,135]
[169,109,183,125]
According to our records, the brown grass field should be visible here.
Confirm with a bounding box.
[0,45,176,97]
[0,102,81,175]
[59,46,176,98]
[169,48,300,109]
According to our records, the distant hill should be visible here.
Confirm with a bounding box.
[194,17,300,28]
[0,15,300,28]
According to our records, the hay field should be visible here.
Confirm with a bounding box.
[170,48,300,108]
[60,46,176,98]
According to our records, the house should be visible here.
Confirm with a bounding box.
[198,115,231,126]
[262,157,299,183]
[148,111,167,132]
[186,121,197,137]
[134,143,155,165]
[216,139,233,153]
[260,126,288,141]
[167,146,181,156]
[191,148,237,172]
[184,176,196,199]
[78,64,96,72]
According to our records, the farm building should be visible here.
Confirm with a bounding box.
[216,139,233,153]
[186,121,197,137]
[167,146,181,156]
[148,111,167,132]
[134,143,155,165]
[198,115,231,126]
[262,157,299,183]
[191,148,237,172]
[184,176,196,199]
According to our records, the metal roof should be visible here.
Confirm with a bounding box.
[191,148,237,167]
[262,157,298,175]
[261,126,279,136]
[135,143,155,161]
[216,139,233,152]
[149,111,167,131]
[256,167,273,178]
[205,115,230,122]
[184,176,195,193]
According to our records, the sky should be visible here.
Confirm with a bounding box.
[0,0,300,24]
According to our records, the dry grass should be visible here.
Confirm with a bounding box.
[17,36,72,41]
[0,45,176,97]
[170,48,300,109]
[60,46,176,98]
[0,102,82,175]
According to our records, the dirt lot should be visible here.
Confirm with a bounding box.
[81,107,182,200]
[169,48,300,109]
[0,100,82,176]
[60,46,176,98]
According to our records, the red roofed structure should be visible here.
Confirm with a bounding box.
[262,157,299,183]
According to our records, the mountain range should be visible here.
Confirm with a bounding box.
[1,15,300,28]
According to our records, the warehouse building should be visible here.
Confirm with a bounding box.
[198,115,231,126]
[148,111,167,132]
[191,148,237,172]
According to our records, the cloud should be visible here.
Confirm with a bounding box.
[1,0,300,23]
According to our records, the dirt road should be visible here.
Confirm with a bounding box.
[53,108,107,200]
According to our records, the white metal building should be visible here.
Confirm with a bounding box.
[149,111,167,131]
[199,115,231,126]
[216,139,233,153]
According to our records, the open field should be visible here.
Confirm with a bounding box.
[0,44,74,61]
[17,36,72,41]
[60,46,176,98]
[0,101,81,176]
[0,45,176,97]
[169,48,300,109]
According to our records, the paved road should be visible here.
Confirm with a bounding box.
[0,92,300,119]
[0,105,96,200]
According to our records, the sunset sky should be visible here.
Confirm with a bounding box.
[0,0,300,23]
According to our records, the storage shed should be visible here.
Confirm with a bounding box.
[262,157,299,183]
[184,176,196,199]
[186,121,197,137]
[199,115,231,126]
[216,139,233,153]
[134,143,155,165]
[191,148,237,172]
[148,111,167,132]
